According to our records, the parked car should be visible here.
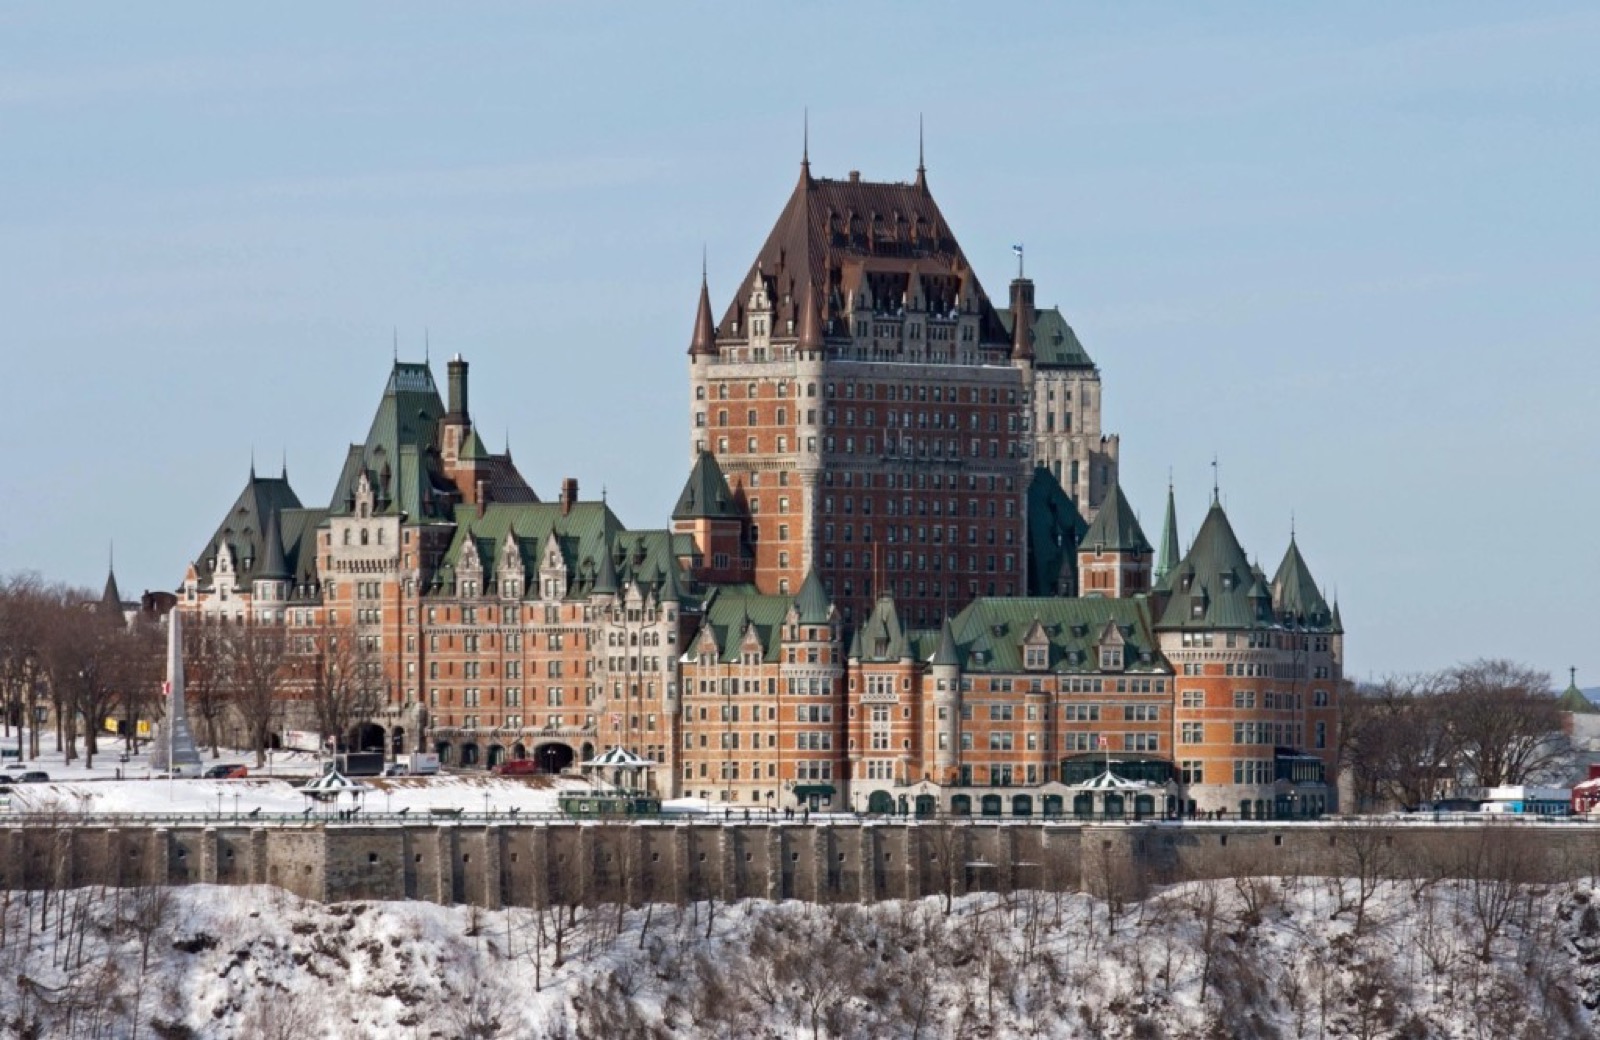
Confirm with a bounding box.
[203,763,248,779]
[382,764,410,777]
[15,771,49,783]
[493,759,540,776]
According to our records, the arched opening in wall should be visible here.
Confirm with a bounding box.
[350,723,385,753]
[266,732,282,751]
[435,741,453,765]
[1011,794,1033,817]
[460,743,480,767]
[390,727,406,756]
[979,794,1003,817]
[580,742,595,762]
[914,794,938,818]
[1133,794,1155,820]
[534,742,575,775]
[1103,793,1125,819]
[866,790,894,815]
[1073,793,1094,819]
[511,742,527,761]
[486,744,505,768]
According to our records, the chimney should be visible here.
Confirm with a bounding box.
[560,477,578,516]
[447,354,469,419]
[848,170,860,183]
[475,479,488,518]
[1009,277,1035,361]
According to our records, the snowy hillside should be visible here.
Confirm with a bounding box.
[2,876,1596,1039]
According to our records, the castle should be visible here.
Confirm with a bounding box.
[179,155,1343,819]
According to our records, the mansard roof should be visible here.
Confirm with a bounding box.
[329,360,450,520]
[1079,481,1152,555]
[692,586,793,664]
[717,164,1011,348]
[430,502,687,604]
[190,469,311,592]
[946,597,1165,674]
[672,451,742,521]
[994,305,1095,369]
[329,359,535,524]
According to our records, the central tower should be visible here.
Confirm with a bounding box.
[688,156,1032,627]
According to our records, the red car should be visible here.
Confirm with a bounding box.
[203,763,249,779]
[493,759,540,776]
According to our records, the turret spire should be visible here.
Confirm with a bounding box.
[915,113,926,189]
[1156,478,1180,585]
[689,259,717,356]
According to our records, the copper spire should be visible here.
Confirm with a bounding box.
[689,256,717,356]
[799,109,813,189]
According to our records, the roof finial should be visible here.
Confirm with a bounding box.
[250,446,256,481]
[1211,454,1220,503]
[393,326,398,362]
[424,326,430,365]
[802,107,809,170]
[1290,509,1296,541]
[1572,666,1579,688]
[281,447,288,481]
[916,113,926,186]
[702,243,707,283]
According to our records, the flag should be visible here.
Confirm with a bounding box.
[610,713,622,730]
[1011,244,1023,256]
[1097,734,1108,749]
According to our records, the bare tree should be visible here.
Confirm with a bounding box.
[1341,673,1456,810]
[0,574,53,760]
[1445,659,1569,788]
[227,616,291,767]
[294,617,383,753]
[182,616,231,757]
[37,589,144,769]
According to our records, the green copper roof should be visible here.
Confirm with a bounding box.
[929,616,960,666]
[1155,484,1180,584]
[1026,465,1087,596]
[458,427,491,462]
[855,595,910,662]
[672,452,742,520]
[329,361,452,521]
[693,587,793,664]
[793,568,832,624]
[1558,669,1597,714]
[1156,499,1273,630]
[192,470,306,591]
[431,502,687,604]
[1079,481,1152,554]
[1271,536,1332,627]
[948,597,1165,674]
[994,306,1095,369]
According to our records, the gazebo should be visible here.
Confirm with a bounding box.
[1068,770,1162,820]
[301,769,370,815]
[562,747,661,818]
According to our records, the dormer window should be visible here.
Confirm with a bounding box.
[1191,599,1205,619]
[1024,645,1048,671]
[1100,647,1123,670]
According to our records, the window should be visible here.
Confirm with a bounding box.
[1180,722,1204,744]
[1179,760,1203,784]
[1181,690,1204,709]
[1023,644,1047,670]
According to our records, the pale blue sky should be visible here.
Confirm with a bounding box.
[2,3,1596,684]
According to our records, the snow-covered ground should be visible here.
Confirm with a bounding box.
[0,876,1595,1038]
[0,732,593,818]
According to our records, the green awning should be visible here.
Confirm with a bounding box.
[792,785,835,799]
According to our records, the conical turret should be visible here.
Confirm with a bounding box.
[689,269,717,356]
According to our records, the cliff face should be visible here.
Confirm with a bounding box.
[3,876,1598,1038]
